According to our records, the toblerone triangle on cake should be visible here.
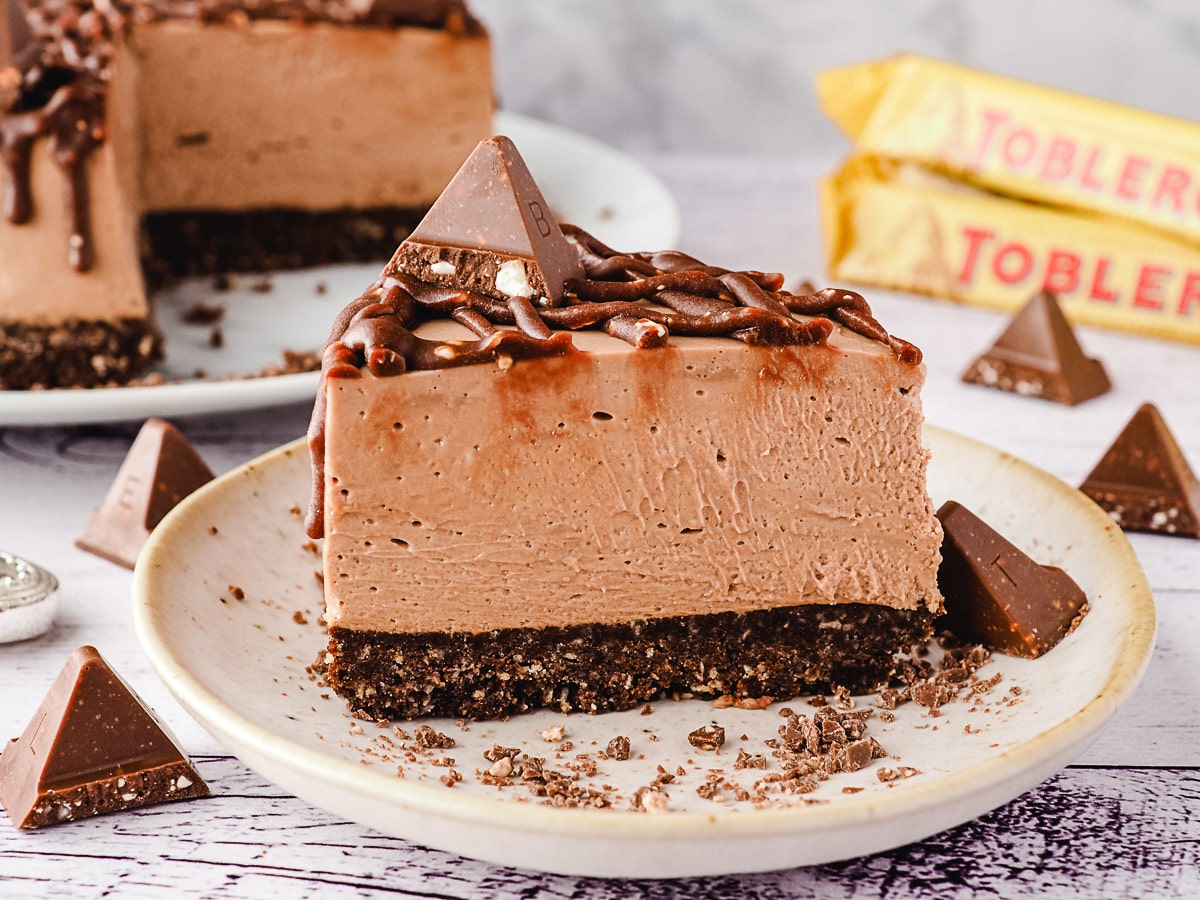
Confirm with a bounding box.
[306,135,945,721]
[387,135,585,304]
[76,418,214,569]
[1080,403,1200,537]
[0,646,209,828]
[961,290,1111,405]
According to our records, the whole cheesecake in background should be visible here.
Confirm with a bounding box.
[0,0,492,389]
[306,136,945,721]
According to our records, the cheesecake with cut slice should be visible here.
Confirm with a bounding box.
[306,136,944,719]
[0,0,492,389]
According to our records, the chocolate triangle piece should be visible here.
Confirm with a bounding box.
[935,501,1089,658]
[1,0,37,73]
[961,291,1111,405]
[1080,403,1200,537]
[0,646,209,828]
[76,418,214,569]
[388,135,585,303]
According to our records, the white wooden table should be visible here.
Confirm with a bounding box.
[2,156,1198,897]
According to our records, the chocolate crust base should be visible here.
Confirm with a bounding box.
[142,207,428,281]
[326,603,937,721]
[0,318,161,390]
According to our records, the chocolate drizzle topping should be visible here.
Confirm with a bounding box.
[304,224,922,537]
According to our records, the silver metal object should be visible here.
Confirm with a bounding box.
[0,550,59,643]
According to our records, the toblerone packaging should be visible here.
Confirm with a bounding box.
[818,54,1200,344]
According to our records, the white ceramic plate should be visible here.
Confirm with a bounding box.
[133,426,1155,879]
[0,112,680,428]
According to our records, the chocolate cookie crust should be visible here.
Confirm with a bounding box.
[325,602,936,720]
[141,207,427,281]
[0,317,160,389]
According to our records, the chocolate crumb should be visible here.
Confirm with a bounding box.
[292,610,308,625]
[688,724,726,752]
[183,301,226,324]
[734,748,767,770]
[605,735,631,761]
[483,744,520,762]
[876,766,921,783]
[413,725,456,750]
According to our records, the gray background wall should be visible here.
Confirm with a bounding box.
[471,0,1200,154]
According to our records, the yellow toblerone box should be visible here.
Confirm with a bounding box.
[821,158,1200,345]
[818,54,1200,247]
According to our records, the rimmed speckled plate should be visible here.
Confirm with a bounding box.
[132,425,1155,878]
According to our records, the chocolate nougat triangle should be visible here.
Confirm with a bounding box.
[961,291,1111,405]
[1080,403,1200,537]
[936,502,1088,658]
[388,134,585,303]
[76,417,214,568]
[0,646,209,828]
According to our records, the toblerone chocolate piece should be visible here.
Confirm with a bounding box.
[821,157,1200,346]
[76,418,214,569]
[1080,403,1200,537]
[387,134,585,303]
[961,290,1111,405]
[935,501,1088,659]
[0,646,209,828]
[818,54,1200,248]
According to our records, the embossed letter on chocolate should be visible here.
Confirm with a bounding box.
[936,501,1088,658]
[0,646,209,828]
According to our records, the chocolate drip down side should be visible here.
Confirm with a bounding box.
[2,79,105,271]
[304,224,922,537]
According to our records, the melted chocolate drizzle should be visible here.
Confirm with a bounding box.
[303,225,922,537]
[1,79,103,270]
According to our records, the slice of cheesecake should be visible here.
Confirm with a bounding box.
[307,137,944,719]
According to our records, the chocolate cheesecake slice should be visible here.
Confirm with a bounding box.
[307,137,944,720]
